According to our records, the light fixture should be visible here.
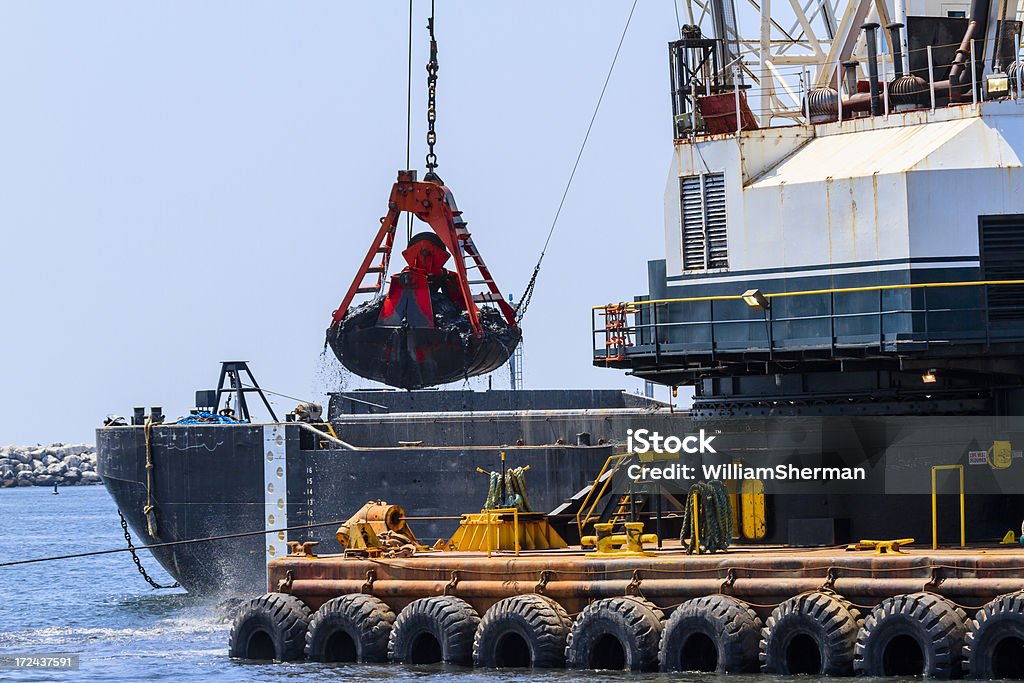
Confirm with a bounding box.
[986,73,1010,99]
[922,369,938,384]
[742,288,771,310]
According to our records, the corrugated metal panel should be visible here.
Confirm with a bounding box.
[680,173,728,271]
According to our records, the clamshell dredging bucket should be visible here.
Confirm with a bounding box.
[328,232,520,389]
[327,173,521,389]
[327,298,520,389]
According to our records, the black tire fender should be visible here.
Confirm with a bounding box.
[962,589,1024,679]
[228,592,312,662]
[473,593,572,668]
[854,592,967,679]
[565,596,665,671]
[387,595,480,665]
[964,591,1024,679]
[660,594,762,673]
[305,593,395,663]
[760,591,861,675]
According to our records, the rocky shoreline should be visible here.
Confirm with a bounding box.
[0,444,101,488]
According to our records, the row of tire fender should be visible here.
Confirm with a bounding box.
[228,588,1024,677]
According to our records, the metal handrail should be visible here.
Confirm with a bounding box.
[483,507,520,557]
[593,278,1024,360]
[592,278,1024,311]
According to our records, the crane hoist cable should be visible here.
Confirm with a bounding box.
[514,0,639,323]
[406,0,414,242]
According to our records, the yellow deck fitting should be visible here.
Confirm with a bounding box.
[846,538,915,554]
[286,541,319,557]
[1001,530,1019,544]
[581,521,658,557]
[446,509,567,555]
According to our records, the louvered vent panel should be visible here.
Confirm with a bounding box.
[680,173,727,271]
[680,176,706,270]
[704,173,728,269]
[980,215,1024,322]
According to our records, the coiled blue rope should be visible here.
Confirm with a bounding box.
[176,411,247,425]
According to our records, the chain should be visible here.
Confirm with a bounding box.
[118,509,179,589]
[514,262,542,322]
[425,4,439,174]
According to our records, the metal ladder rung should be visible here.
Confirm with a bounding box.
[467,279,494,286]
[472,293,502,303]
[356,287,379,294]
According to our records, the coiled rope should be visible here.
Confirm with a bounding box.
[679,480,733,554]
[175,411,245,425]
[483,466,532,512]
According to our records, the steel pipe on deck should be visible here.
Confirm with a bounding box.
[285,576,1024,605]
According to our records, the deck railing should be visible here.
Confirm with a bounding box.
[593,279,1024,364]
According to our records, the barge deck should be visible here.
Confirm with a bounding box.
[269,542,1024,616]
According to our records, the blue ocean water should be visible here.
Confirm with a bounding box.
[0,486,894,682]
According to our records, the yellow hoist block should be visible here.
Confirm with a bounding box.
[336,500,422,554]
[446,510,567,554]
[582,521,659,557]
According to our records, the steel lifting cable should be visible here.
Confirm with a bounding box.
[406,0,415,243]
[514,0,639,323]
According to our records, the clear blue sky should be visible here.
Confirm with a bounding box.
[0,1,681,444]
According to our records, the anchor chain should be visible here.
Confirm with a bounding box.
[118,509,179,589]
[425,4,439,175]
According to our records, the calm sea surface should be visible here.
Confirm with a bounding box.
[0,485,907,682]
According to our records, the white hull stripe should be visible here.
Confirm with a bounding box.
[262,425,288,587]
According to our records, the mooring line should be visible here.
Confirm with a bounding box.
[0,518,348,569]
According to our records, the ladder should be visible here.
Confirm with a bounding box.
[354,225,397,296]
[509,341,524,391]
[607,491,646,527]
[454,230,513,318]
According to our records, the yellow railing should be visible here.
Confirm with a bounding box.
[931,464,966,550]
[576,451,634,539]
[483,507,520,557]
[592,278,1024,312]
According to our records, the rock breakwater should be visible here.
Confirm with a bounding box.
[0,444,100,487]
